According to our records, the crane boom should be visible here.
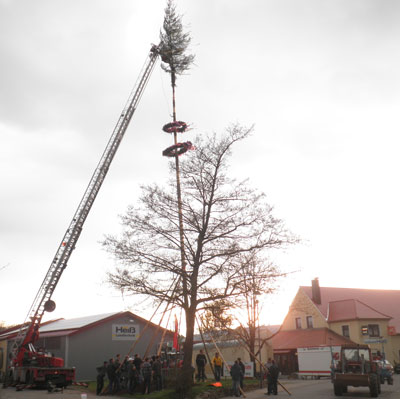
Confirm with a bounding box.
[11,44,160,367]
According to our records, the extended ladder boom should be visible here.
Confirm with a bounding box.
[11,44,160,366]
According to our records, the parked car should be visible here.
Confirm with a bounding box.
[377,360,394,385]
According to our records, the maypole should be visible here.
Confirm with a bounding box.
[159,1,195,395]
[160,2,194,303]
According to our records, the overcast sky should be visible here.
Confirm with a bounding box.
[1,0,400,330]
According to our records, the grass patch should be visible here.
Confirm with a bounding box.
[79,378,264,398]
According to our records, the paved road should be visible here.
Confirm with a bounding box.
[0,387,98,399]
[0,375,399,399]
[245,374,400,399]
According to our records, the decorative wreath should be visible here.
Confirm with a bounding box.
[162,141,193,157]
[162,121,188,134]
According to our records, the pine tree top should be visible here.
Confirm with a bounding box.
[159,0,195,85]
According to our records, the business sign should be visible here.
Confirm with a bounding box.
[387,326,397,336]
[223,361,254,378]
[364,338,387,344]
[112,324,139,341]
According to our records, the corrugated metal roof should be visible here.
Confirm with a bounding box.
[0,319,63,340]
[39,330,78,338]
[39,312,119,332]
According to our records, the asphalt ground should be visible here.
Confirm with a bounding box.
[0,375,399,399]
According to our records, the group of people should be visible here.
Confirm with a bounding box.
[96,353,163,396]
[195,350,229,383]
[196,350,246,397]
[96,351,280,397]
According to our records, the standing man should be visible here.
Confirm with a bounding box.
[120,355,129,390]
[267,359,279,395]
[212,352,223,382]
[230,360,243,397]
[237,357,245,391]
[152,355,163,391]
[106,358,116,394]
[141,357,153,394]
[127,359,139,394]
[96,361,107,396]
[133,354,143,373]
[114,354,122,393]
[196,349,207,382]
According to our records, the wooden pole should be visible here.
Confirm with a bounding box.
[157,306,174,356]
[144,301,173,358]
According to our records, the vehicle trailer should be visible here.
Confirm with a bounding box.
[298,346,341,378]
[332,344,380,397]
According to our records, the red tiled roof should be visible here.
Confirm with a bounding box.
[327,299,391,322]
[271,328,353,351]
[302,286,400,333]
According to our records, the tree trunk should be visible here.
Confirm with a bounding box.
[249,324,256,371]
[177,306,196,397]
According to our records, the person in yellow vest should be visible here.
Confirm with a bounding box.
[212,352,223,381]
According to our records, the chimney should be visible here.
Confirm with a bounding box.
[311,278,321,304]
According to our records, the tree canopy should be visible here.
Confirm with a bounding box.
[102,124,298,393]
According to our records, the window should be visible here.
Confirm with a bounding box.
[295,317,302,329]
[368,324,380,337]
[342,325,350,338]
[361,324,380,337]
[306,316,313,329]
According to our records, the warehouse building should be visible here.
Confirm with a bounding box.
[1,311,174,381]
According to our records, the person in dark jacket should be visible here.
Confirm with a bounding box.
[196,349,207,382]
[152,355,163,390]
[230,360,243,397]
[237,358,245,390]
[141,357,153,394]
[133,354,143,373]
[127,359,139,394]
[106,358,116,394]
[114,354,122,392]
[96,361,107,395]
[267,359,279,395]
[120,355,129,389]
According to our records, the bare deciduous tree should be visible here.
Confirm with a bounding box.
[230,252,286,373]
[102,125,298,392]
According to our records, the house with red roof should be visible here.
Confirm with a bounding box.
[271,279,400,374]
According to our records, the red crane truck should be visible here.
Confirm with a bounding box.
[7,44,160,390]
